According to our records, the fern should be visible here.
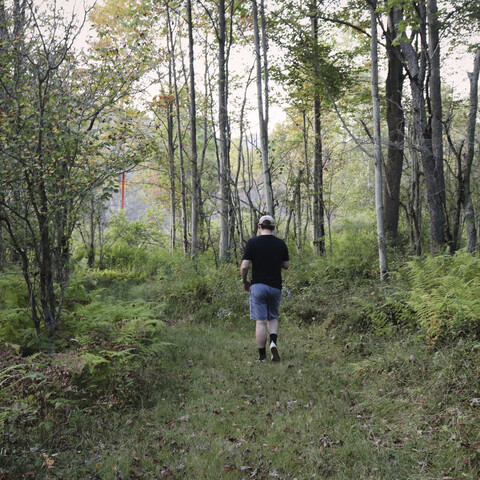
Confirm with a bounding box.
[81,352,111,374]
[403,252,480,342]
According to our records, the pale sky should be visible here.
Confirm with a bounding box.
[55,0,476,127]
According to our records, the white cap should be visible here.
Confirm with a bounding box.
[258,215,275,226]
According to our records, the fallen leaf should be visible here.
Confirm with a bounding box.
[222,464,236,471]
[41,453,54,469]
[159,467,174,478]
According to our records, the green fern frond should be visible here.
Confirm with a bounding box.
[403,252,480,342]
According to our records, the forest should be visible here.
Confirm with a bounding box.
[2,0,480,478]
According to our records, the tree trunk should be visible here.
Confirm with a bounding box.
[309,2,326,256]
[383,6,404,240]
[406,122,423,255]
[399,2,447,251]
[218,0,230,261]
[166,2,188,254]
[370,0,388,281]
[187,0,199,258]
[295,168,303,254]
[252,0,273,215]
[427,0,448,249]
[166,63,176,251]
[464,46,480,252]
[87,195,95,268]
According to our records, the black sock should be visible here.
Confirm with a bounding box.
[270,333,278,345]
[258,347,266,359]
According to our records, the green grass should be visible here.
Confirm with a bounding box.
[3,252,480,480]
[5,318,479,479]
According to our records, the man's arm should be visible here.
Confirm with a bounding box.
[282,261,290,270]
[241,259,250,282]
[240,259,251,291]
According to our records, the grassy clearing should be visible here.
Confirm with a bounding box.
[7,317,479,480]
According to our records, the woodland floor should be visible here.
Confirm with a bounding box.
[8,317,478,480]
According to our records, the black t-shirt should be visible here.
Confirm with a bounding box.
[242,235,289,290]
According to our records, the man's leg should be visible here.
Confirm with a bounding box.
[267,318,278,337]
[256,320,267,360]
[267,318,280,361]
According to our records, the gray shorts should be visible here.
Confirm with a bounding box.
[249,283,282,321]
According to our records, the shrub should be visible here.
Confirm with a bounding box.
[328,218,379,279]
[0,276,29,309]
[156,255,249,324]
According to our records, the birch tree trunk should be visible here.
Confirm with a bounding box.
[295,168,303,254]
[166,3,188,254]
[370,0,388,281]
[252,0,273,215]
[464,46,480,253]
[187,0,199,257]
[166,50,176,251]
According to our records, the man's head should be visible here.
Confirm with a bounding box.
[258,215,275,231]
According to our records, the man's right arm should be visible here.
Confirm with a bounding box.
[282,261,290,270]
[240,259,250,282]
[241,259,251,292]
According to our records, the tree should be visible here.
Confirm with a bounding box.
[217,0,230,262]
[310,0,326,256]
[382,4,405,240]
[0,1,142,337]
[269,0,350,255]
[369,0,388,280]
[446,46,480,253]
[397,0,448,250]
[252,0,274,216]
[463,46,480,252]
[166,1,188,254]
[187,0,200,258]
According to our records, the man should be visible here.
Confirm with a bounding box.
[241,215,290,362]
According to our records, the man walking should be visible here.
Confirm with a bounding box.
[241,215,290,362]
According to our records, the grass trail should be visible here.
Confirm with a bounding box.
[64,319,479,480]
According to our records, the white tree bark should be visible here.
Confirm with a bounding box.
[187,0,199,257]
[370,0,388,281]
[464,46,480,253]
[252,0,273,215]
